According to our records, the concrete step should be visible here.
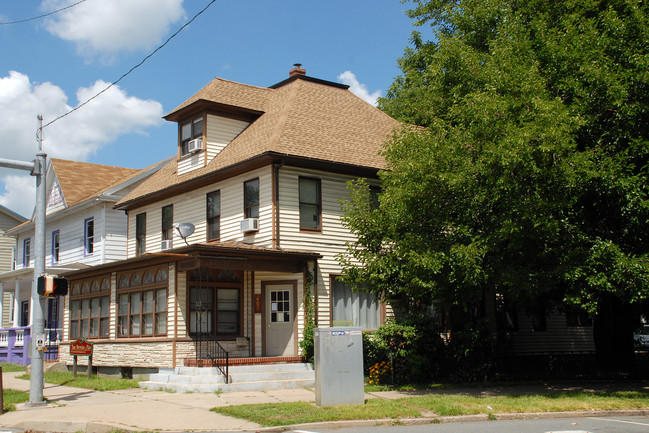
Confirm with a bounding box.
[139,362,315,393]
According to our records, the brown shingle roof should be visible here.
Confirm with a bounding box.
[118,74,401,208]
[51,159,141,208]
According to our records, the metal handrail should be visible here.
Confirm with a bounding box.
[195,332,229,383]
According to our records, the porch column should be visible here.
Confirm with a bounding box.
[0,281,4,327]
[13,279,20,327]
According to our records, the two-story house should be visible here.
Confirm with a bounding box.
[0,204,27,327]
[58,66,400,376]
[0,158,169,364]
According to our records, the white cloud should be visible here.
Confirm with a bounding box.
[337,71,382,106]
[0,175,35,220]
[0,70,164,218]
[41,0,185,60]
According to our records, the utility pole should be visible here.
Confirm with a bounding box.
[0,114,47,405]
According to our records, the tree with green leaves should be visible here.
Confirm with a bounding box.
[340,0,649,372]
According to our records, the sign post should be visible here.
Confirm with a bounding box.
[70,338,93,379]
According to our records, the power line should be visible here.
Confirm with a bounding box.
[44,0,217,129]
[0,0,87,25]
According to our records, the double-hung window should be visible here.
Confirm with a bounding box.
[51,230,60,265]
[244,178,259,219]
[207,191,220,240]
[23,238,31,268]
[84,217,94,256]
[136,213,146,255]
[162,205,173,241]
[180,117,204,156]
[299,177,321,230]
[331,276,380,330]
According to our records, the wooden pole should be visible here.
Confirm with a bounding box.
[73,355,78,378]
[0,365,4,414]
[87,355,92,379]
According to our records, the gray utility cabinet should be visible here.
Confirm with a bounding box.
[314,327,364,406]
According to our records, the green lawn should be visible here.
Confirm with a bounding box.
[211,390,649,427]
[2,389,29,412]
[0,362,27,373]
[18,371,140,391]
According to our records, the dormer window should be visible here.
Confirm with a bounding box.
[180,117,204,156]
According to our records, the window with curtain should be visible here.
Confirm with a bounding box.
[244,178,259,219]
[136,213,146,255]
[331,276,380,330]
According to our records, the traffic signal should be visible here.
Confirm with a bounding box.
[37,275,68,297]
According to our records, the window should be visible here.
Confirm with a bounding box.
[117,267,169,337]
[84,218,94,256]
[20,301,29,327]
[23,238,31,268]
[51,230,60,265]
[369,185,381,210]
[188,268,242,335]
[69,276,110,340]
[180,117,204,156]
[567,307,592,327]
[136,213,146,255]
[299,177,321,230]
[331,276,380,330]
[162,205,173,241]
[244,178,259,219]
[207,191,220,240]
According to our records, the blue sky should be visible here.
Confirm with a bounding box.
[0,0,416,218]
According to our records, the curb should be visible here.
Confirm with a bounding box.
[257,409,649,432]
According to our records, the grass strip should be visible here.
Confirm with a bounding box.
[0,363,27,373]
[212,399,421,427]
[405,391,649,416]
[212,391,649,427]
[2,389,29,412]
[18,371,140,391]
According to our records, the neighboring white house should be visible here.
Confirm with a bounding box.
[0,205,27,329]
[0,158,169,364]
[59,66,399,372]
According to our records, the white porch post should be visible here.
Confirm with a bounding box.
[0,281,4,327]
[13,279,20,327]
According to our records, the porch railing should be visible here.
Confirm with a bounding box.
[195,333,229,383]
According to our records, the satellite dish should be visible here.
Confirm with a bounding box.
[173,222,195,240]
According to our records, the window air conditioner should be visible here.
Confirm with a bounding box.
[240,218,259,233]
[161,239,173,250]
[187,138,203,153]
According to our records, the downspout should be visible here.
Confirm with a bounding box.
[273,159,284,249]
[313,260,318,327]
[101,204,106,264]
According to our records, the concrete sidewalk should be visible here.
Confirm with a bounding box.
[1,371,649,433]
[0,371,314,432]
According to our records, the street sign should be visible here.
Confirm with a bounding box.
[70,338,92,356]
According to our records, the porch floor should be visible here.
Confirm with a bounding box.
[184,355,306,367]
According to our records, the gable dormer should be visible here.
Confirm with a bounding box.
[176,112,251,176]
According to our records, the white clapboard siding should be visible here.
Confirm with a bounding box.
[103,207,129,262]
[254,271,304,357]
[177,153,205,176]
[127,166,274,256]
[507,307,595,354]
[205,115,250,163]
[276,166,377,327]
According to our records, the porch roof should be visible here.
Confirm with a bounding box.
[60,241,322,280]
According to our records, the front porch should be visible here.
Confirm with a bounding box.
[0,326,62,365]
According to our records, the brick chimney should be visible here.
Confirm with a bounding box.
[289,63,306,77]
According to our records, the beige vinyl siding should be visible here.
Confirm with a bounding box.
[0,233,16,272]
[254,271,304,357]
[276,166,377,327]
[177,153,205,176]
[205,115,249,163]
[127,166,274,256]
[507,307,595,354]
